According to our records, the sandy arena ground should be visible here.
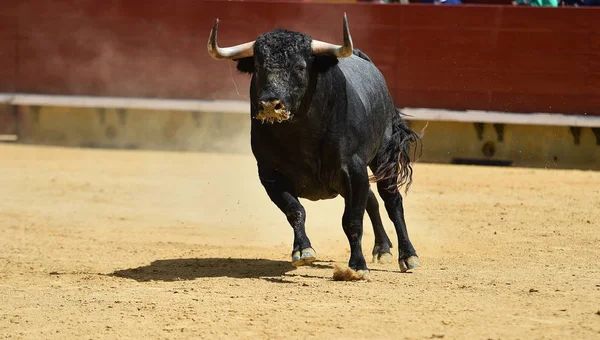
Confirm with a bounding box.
[0,143,599,339]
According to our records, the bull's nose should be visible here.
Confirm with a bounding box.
[255,99,291,123]
[259,100,285,112]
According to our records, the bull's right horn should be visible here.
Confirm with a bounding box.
[311,13,353,58]
[207,18,255,60]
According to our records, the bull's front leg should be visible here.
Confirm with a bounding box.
[340,160,370,273]
[258,167,316,266]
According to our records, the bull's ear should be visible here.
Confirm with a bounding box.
[236,57,255,74]
[313,55,339,73]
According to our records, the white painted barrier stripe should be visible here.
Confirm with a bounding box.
[2,94,250,114]
[0,94,12,103]
[2,93,600,128]
[401,108,600,128]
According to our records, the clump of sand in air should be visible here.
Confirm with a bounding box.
[332,264,370,281]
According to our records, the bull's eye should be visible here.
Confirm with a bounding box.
[296,65,306,72]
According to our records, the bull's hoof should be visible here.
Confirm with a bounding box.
[372,252,393,264]
[291,248,316,267]
[399,256,420,272]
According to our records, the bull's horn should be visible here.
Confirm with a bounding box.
[311,13,353,58]
[207,18,255,60]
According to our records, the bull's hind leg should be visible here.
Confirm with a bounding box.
[259,168,316,266]
[370,114,421,272]
[366,189,393,264]
[376,178,420,272]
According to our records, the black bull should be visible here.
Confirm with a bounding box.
[208,14,422,274]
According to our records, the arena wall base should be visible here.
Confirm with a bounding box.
[406,121,599,170]
[1,94,598,170]
[13,105,252,154]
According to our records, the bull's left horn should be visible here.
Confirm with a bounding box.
[207,18,255,60]
[311,13,353,58]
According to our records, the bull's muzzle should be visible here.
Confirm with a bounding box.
[256,100,291,124]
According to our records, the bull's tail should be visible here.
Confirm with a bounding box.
[370,109,423,194]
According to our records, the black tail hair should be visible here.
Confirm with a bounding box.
[370,109,423,194]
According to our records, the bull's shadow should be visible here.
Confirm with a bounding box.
[110,258,298,282]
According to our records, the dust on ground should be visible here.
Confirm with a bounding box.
[0,144,599,339]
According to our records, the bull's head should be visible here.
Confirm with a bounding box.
[208,14,353,124]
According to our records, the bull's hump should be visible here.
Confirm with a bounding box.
[338,55,386,110]
[338,54,383,82]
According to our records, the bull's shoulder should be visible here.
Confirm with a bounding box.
[352,48,372,63]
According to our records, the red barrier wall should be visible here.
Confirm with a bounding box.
[1,0,599,115]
